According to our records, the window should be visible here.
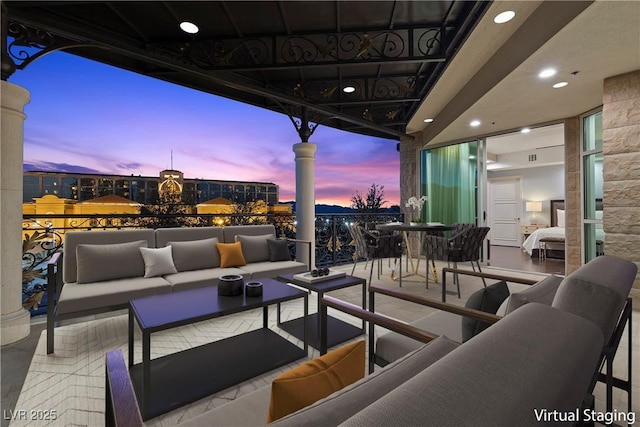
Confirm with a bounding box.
[582,110,603,262]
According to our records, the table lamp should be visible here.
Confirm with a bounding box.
[525,201,543,224]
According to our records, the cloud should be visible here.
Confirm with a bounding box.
[23,161,102,174]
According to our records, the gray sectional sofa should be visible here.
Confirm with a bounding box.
[47,225,309,354]
[106,255,636,426]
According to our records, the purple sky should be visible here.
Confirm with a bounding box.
[11,51,400,207]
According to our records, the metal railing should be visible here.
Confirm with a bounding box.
[22,211,404,268]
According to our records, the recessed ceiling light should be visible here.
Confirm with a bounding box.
[494,11,515,24]
[470,120,481,127]
[423,118,434,123]
[180,21,199,34]
[538,68,556,78]
[553,82,568,88]
[521,128,531,134]
[343,86,356,93]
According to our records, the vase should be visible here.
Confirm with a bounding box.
[218,274,244,296]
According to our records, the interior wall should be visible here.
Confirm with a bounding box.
[488,164,564,225]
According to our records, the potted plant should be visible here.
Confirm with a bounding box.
[405,196,427,226]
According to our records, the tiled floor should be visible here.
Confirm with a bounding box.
[1,259,638,426]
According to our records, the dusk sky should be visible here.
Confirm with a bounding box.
[11,51,401,207]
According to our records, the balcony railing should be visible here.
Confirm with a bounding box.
[22,212,403,266]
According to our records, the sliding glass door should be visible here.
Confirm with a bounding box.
[420,141,479,225]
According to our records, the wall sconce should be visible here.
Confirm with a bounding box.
[525,201,543,223]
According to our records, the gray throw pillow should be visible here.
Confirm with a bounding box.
[76,240,147,283]
[168,237,220,271]
[236,234,274,263]
[461,281,510,342]
[267,239,291,262]
[505,274,563,315]
[139,246,178,278]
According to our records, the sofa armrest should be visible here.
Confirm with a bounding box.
[369,283,502,325]
[46,251,63,354]
[105,350,143,427]
[441,267,538,302]
[286,238,312,269]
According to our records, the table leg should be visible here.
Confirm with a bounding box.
[142,331,150,419]
[128,308,134,368]
[361,281,366,331]
[303,293,309,355]
[276,302,281,325]
[263,305,268,329]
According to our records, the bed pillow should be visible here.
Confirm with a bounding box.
[76,240,147,283]
[168,237,220,271]
[139,246,178,278]
[556,209,566,227]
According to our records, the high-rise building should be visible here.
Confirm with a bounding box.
[23,170,280,206]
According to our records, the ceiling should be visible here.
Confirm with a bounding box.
[410,0,640,147]
[3,0,490,141]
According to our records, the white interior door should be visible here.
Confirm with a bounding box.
[489,178,522,247]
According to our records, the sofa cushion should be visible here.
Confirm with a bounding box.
[169,237,220,271]
[155,226,224,248]
[223,225,276,243]
[64,229,155,283]
[268,239,291,262]
[504,274,563,315]
[139,246,178,278]
[267,340,365,423]
[163,267,247,292]
[179,387,272,427]
[376,311,462,364]
[339,304,603,427]
[236,234,275,263]
[272,336,459,427]
[237,261,307,280]
[461,281,509,342]
[217,241,247,268]
[76,240,147,284]
[56,277,172,315]
[552,255,637,341]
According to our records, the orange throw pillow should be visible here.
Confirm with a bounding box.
[267,340,365,423]
[216,241,247,268]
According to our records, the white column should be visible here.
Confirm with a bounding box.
[1,80,31,345]
[293,142,317,269]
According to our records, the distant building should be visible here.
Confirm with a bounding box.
[23,169,281,205]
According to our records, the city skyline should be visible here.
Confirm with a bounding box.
[11,50,401,207]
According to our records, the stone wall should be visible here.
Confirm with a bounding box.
[602,69,640,300]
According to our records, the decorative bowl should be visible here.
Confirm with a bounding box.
[218,274,244,296]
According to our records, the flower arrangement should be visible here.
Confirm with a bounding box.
[405,196,428,223]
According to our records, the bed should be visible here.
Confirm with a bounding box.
[521,199,604,259]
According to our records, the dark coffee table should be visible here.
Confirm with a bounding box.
[128,278,308,420]
[277,273,365,350]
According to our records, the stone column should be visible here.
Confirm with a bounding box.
[293,142,317,268]
[564,116,580,275]
[1,80,31,345]
[602,69,640,301]
[399,132,423,256]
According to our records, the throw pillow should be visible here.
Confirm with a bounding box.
[267,238,291,262]
[504,274,563,315]
[216,241,247,268]
[168,237,220,271]
[236,234,274,263]
[461,281,510,342]
[76,240,147,283]
[267,340,365,423]
[139,246,178,278]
